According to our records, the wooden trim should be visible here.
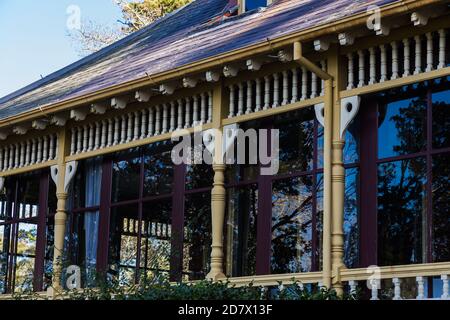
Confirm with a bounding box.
[222,96,323,125]
[224,271,323,287]
[339,15,450,55]
[0,160,57,178]
[340,67,450,98]
[65,124,212,162]
[341,262,450,281]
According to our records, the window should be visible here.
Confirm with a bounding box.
[225,108,361,276]
[243,0,269,12]
[65,158,102,287]
[73,140,214,284]
[0,171,55,294]
[359,78,450,267]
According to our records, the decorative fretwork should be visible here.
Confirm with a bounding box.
[345,28,448,90]
[0,133,58,172]
[70,91,213,155]
[227,63,326,118]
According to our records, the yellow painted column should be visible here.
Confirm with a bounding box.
[322,78,333,290]
[206,82,228,280]
[328,46,346,295]
[51,128,70,292]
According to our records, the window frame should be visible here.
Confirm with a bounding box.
[0,171,52,293]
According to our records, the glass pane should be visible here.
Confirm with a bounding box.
[186,164,213,190]
[66,211,99,286]
[43,216,54,290]
[108,204,139,283]
[377,158,426,266]
[184,193,211,281]
[0,197,10,222]
[378,96,427,159]
[245,0,267,11]
[344,116,360,164]
[16,222,37,256]
[275,108,314,175]
[72,162,86,209]
[318,117,360,168]
[432,153,450,262]
[112,154,140,203]
[225,185,258,277]
[271,176,313,273]
[17,174,40,219]
[315,174,323,270]
[0,224,10,293]
[14,222,37,292]
[140,200,172,279]
[143,142,174,196]
[344,168,360,268]
[226,163,259,183]
[14,256,35,292]
[48,178,57,215]
[432,90,450,149]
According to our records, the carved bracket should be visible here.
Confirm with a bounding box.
[111,97,130,109]
[32,119,49,130]
[51,113,69,126]
[340,96,360,139]
[50,161,78,193]
[277,50,293,63]
[135,89,152,102]
[202,124,239,163]
[205,70,221,82]
[314,103,325,127]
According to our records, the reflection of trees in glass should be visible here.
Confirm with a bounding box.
[144,142,174,195]
[112,154,140,202]
[432,90,449,149]
[277,110,314,174]
[344,169,359,268]
[271,176,313,274]
[184,193,211,280]
[432,154,449,262]
[226,186,258,277]
[377,158,426,266]
[378,96,427,158]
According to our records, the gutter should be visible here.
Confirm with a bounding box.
[0,0,443,128]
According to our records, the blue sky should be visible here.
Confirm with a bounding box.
[0,0,123,98]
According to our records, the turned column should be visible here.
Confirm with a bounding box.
[207,162,226,280]
[49,128,75,292]
[52,185,68,289]
[206,82,228,280]
[331,138,345,295]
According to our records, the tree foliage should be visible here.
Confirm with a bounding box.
[69,0,192,56]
